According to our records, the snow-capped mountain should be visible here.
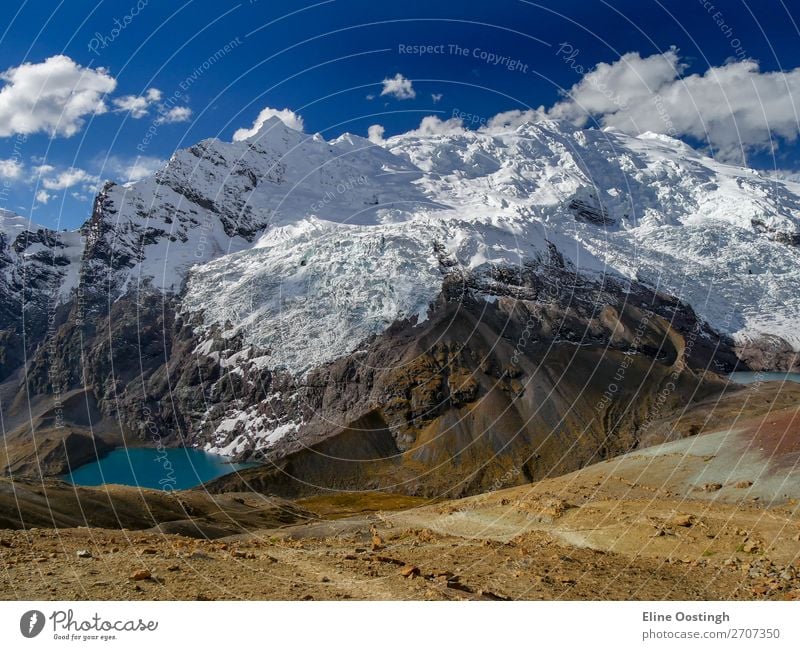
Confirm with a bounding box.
[55,116,800,365]
[181,118,800,376]
[0,209,83,380]
[0,209,84,304]
[79,116,422,297]
[387,122,800,344]
[2,116,799,491]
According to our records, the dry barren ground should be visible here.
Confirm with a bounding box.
[1,478,798,600]
[1,493,798,600]
[2,405,799,601]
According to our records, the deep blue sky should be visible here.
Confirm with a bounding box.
[1,0,799,228]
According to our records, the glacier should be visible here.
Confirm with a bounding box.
[176,118,800,375]
[4,115,800,380]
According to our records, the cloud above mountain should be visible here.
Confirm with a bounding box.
[367,124,385,144]
[0,55,194,140]
[370,115,465,142]
[97,154,166,183]
[380,73,416,100]
[112,88,163,118]
[0,55,116,138]
[409,115,465,135]
[483,49,800,163]
[40,167,98,191]
[155,106,192,125]
[233,106,305,140]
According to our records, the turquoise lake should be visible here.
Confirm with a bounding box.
[62,447,254,490]
[729,371,800,385]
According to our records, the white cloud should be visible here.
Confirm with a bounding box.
[0,55,116,137]
[0,158,99,197]
[484,108,548,131]
[32,163,56,176]
[154,105,192,125]
[232,106,305,140]
[41,167,98,191]
[120,156,164,182]
[408,115,465,136]
[548,49,684,124]
[112,88,162,118]
[0,56,191,137]
[380,73,416,100]
[0,158,23,179]
[365,93,376,101]
[112,95,149,118]
[768,169,800,183]
[431,93,443,103]
[113,89,192,125]
[10,162,102,200]
[367,124,385,144]
[104,155,165,183]
[495,49,800,163]
[71,191,89,202]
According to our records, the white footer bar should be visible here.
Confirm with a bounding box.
[0,601,796,649]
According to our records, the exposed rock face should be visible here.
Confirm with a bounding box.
[204,260,735,497]
[2,432,115,478]
[735,334,800,372]
[751,218,800,248]
[568,190,615,226]
[0,214,83,382]
[2,239,738,497]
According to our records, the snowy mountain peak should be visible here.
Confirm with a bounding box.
[178,119,800,375]
[245,114,305,142]
[4,116,800,467]
[9,118,800,377]
[74,117,426,297]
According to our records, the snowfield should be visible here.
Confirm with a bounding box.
[5,117,800,382]
[179,118,800,375]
